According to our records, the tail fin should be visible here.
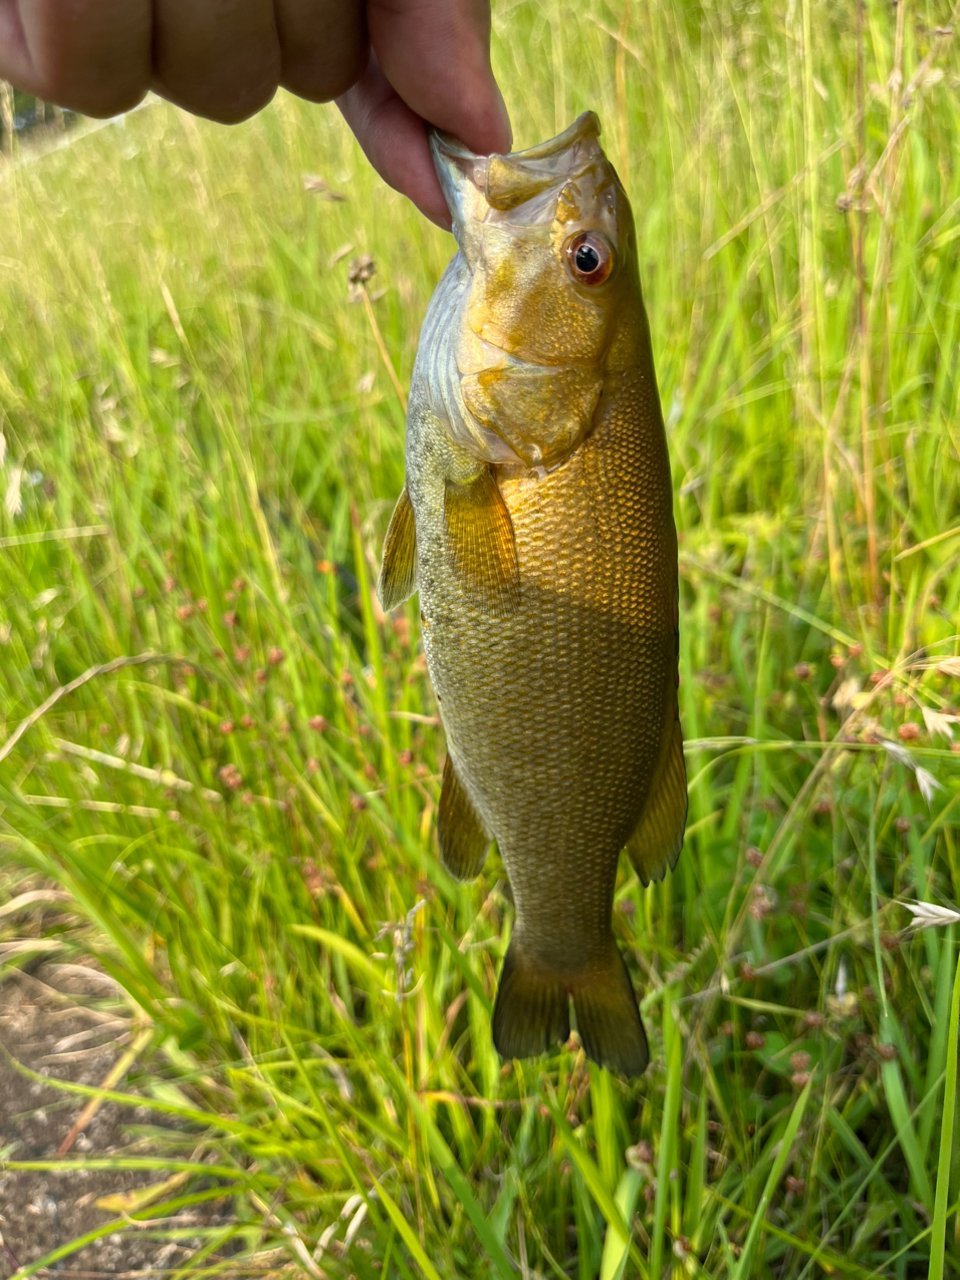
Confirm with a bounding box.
[572,943,650,1077]
[491,937,650,1077]
[492,939,570,1062]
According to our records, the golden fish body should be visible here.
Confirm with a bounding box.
[378,114,686,1075]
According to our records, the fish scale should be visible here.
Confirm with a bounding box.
[378,113,687,1076]
[431,385,674,909]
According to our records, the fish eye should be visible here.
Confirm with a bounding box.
[564,231,614,286]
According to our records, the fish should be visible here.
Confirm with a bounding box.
[377,112,686,1076]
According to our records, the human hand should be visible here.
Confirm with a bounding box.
[0,0,511,225]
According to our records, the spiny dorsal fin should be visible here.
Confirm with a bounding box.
[625,717,687,887]
[437,754,490,881]
[377,487,417,611]
[444,468,520,616]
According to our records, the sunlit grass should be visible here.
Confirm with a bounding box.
[1,1,960,1275]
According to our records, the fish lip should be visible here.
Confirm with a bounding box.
[430,111,603,225]
[500,111,601,162]
[431,111,600,166]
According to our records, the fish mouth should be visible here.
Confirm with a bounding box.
[431,112,604,229]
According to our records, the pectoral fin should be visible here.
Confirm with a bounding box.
[377,487,418,611]
[625,717,687,886]
[444,468,520,615]
[437,754,489,881]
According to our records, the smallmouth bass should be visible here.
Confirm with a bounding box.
[378,113,686,1076]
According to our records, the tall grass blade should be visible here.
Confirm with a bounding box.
[732,1075,816,1280]
[928,945,960,1280]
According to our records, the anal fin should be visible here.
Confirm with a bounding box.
[625,717,687,887]
[437,754,489,881]
[377,487,417,611]
[444,468,520,616]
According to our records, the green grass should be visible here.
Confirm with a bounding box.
[2,0,960,1275]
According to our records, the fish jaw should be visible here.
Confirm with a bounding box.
[430,111,606,252]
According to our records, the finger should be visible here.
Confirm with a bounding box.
[0,0,151,117]
[0,3,30,88]
[152,0,281,123]
[275,0,367,103]
[337,54,450,229]
[369,0,511,156]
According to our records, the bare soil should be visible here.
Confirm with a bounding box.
[0,965,235,1277]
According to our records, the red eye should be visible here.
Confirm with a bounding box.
[564,231,614,285]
